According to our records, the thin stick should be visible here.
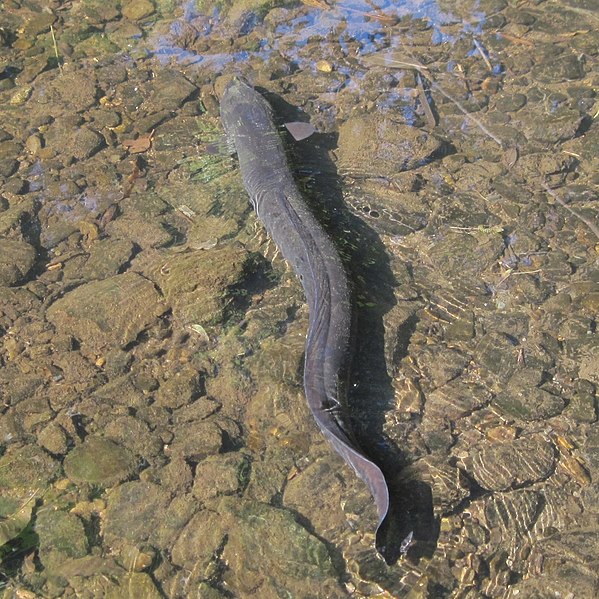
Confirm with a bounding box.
[416,73,437,127]
[473,37,493,71]
[50,24,63,75]
[430,82,503,146]
[543,183,599,240]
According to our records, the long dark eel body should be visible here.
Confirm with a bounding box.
[220,78,389,536]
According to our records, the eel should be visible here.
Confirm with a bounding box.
[220,77,390,537]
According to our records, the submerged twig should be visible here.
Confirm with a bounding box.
[543,183,599,240]
[361,47,502,146]
[473,37,493,71]
[430,82,503,146]
[416,73,437,127]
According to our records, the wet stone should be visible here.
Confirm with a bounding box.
[493,386,565,421]
[167,421,227,461]
[35,508,89,569]
[531,52,585,83]
[483,489,542,543]
[416,345,470,389]
[0,370,44,420]
[156,457,193,493]
[401,456,471,514]
[75,31,121,58]
[283,457,376,537]
[3,177,28,195]
[0,158,19,178]
[67,126,106,160]
[105,213,174,248]
[122,0,156,21]
[113,573,163,599]
[564,380,596,423]
[155,366,202,409]
[494,93,527,112]
[118,543,156,573]
[508,366,544,389]
[461,434,555,491]
[37,421,69,455]
[92,375,146,408]
[55,555,123,581]
[104,415,163,458]
[522,530,599,594]
[131,371,159,394]
[159,244,252,328]
[336,114,446,178]
[78,238,135,280]
[422,419,454,454]
[63,436,137,486]
[0,139,22,159]
[344,182,429,236]
[475,332,522,381]
[44,70,99,112]
[16,56,51,86]
[96,62,128,86]
[524,109,584,144]
[192,452,251,501]
[22,12,57,37]
[577,342,599,384]
[0,239,36,286]
[145,70,197,112]
[104,481,171,544]
[171,497,335,595]
[428,230,505,279]
[46,272,167,353]
[171,396,221,424]
[0,444,59,489]
[82,0,122,25]
[424,380,492,423]
[149,494,197,549]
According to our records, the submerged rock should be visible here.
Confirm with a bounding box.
[35,508,89,569]
[337,114,446,178]
[171,497,336,595]
[460,434,555,491]
[493,386,565,421]
[159,244,253,328]
[122,0,156,21]
[46,272,167,353]
[63,436,137,486]
[0,239,36,286]
[192,452,251,501]
[0,444,59,489]
[104,481,171,544]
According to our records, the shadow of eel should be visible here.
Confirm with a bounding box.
[220,77,391,547]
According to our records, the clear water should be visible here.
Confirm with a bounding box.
[0,1,597,597]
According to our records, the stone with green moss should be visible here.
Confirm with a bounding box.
[35,508,89,569]
[63,437,137,487]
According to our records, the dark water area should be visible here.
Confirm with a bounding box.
[0,0,597,597]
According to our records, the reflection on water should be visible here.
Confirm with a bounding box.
[0,0,598,597]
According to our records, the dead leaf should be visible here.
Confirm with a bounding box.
[122,130,154,154]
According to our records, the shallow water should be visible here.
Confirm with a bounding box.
[0,0,598,597]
